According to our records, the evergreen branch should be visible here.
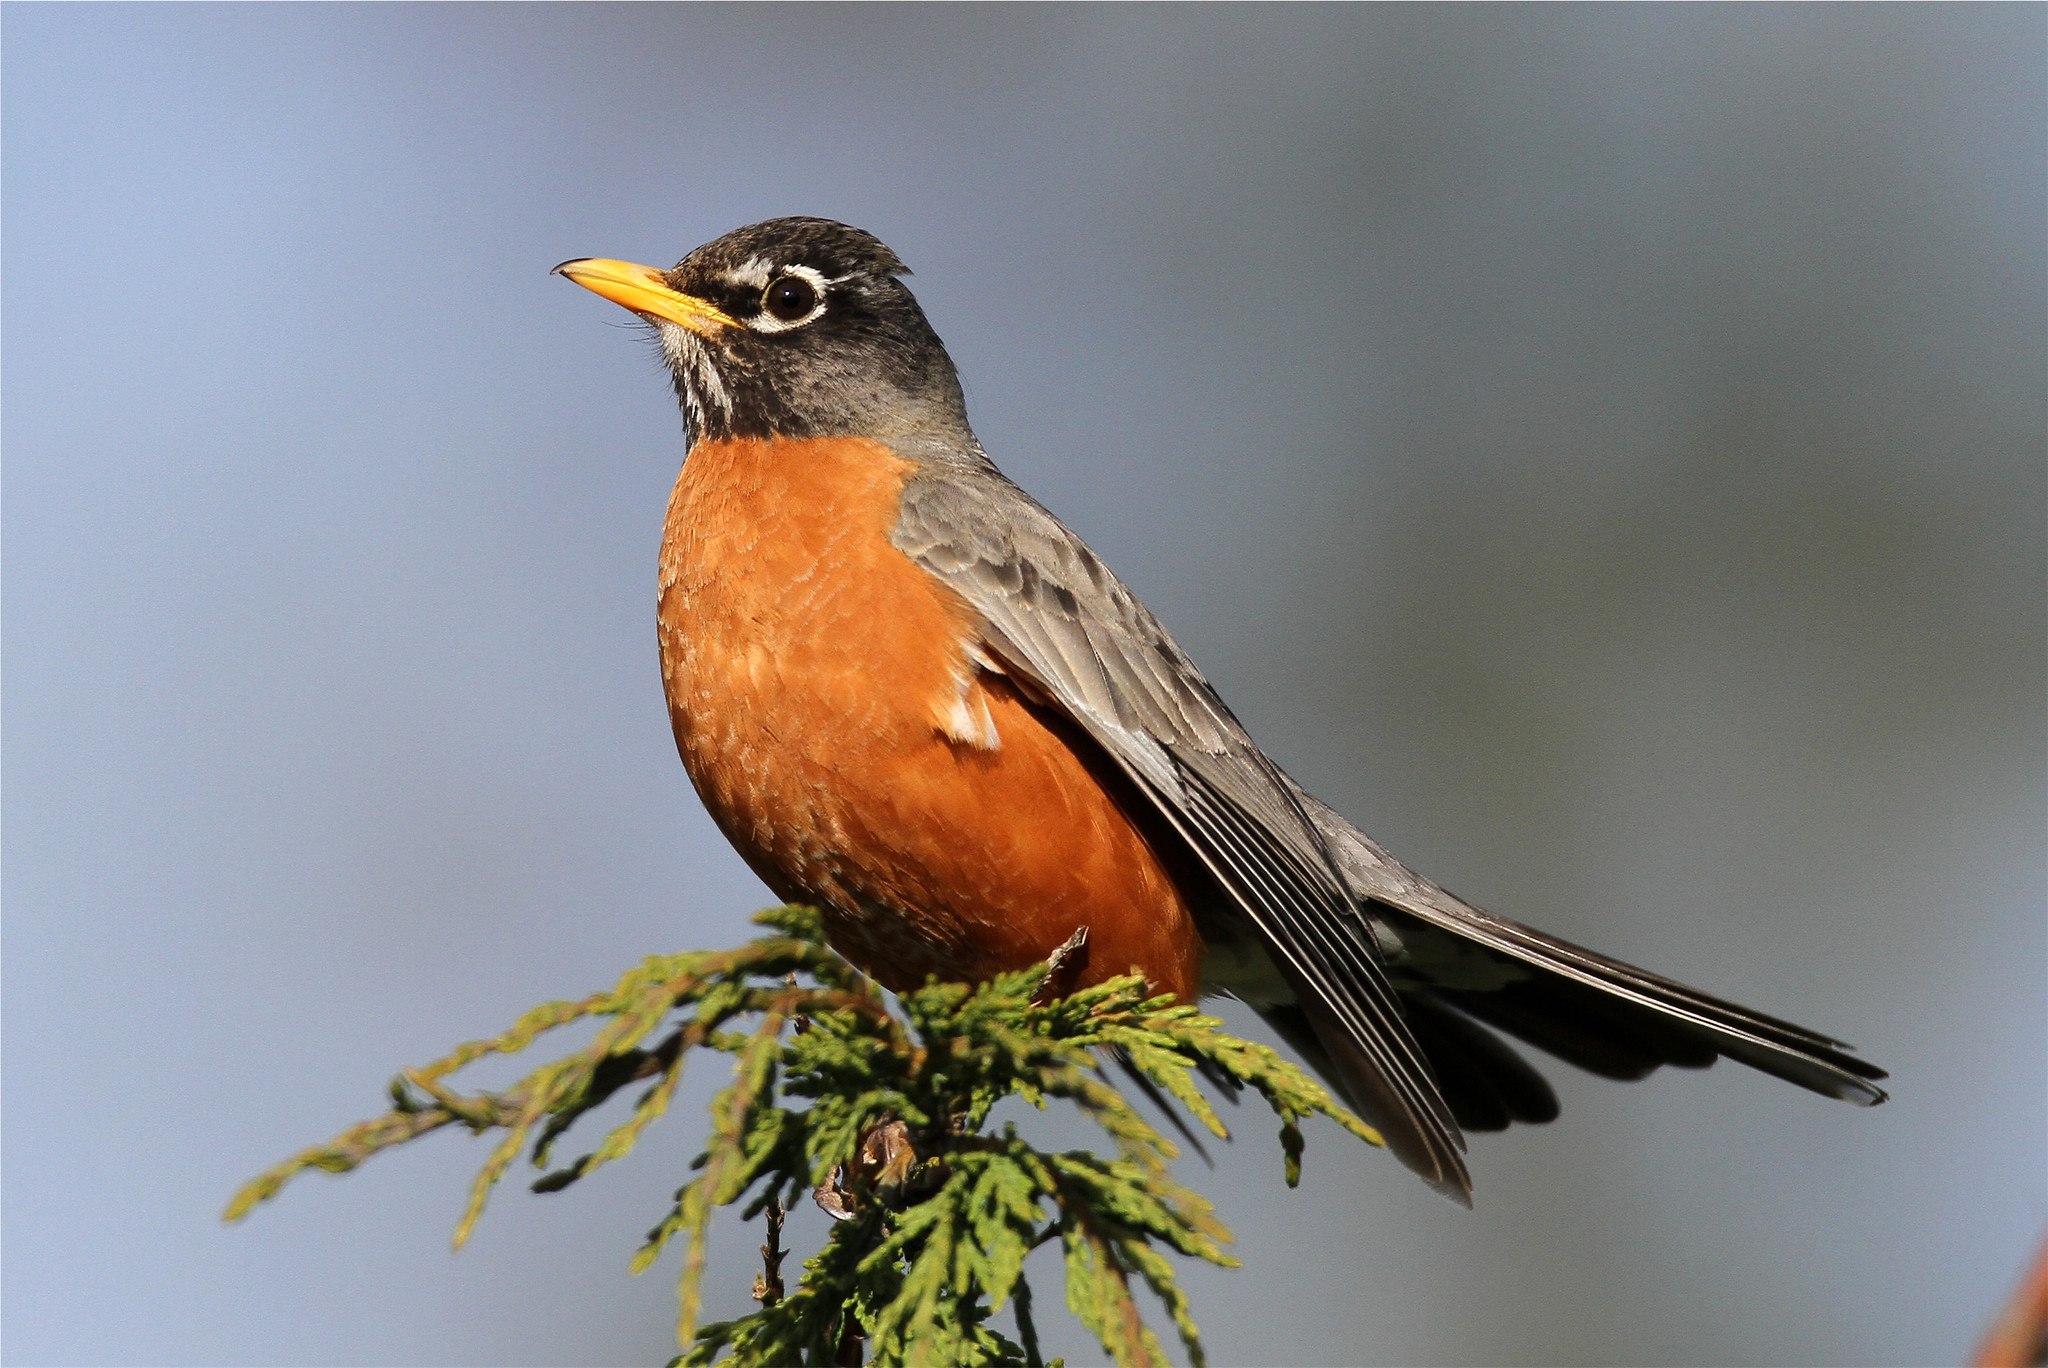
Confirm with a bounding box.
[227,905,1382,1365]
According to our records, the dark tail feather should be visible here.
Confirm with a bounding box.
[1254,999,1486,1202]
[1107,1046,1221,1165]
[1290,785,1889,1106]
[1401,991,1560,1130]
[1377,894,1890,1103]
[1440,971,1716,1081]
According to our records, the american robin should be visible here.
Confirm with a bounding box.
[555,218,1887,1203]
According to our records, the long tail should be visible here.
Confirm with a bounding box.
[1291,785,1889,1109]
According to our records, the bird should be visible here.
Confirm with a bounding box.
[554,217,1887,1203]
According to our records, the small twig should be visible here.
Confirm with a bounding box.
[1013,1262,1046,1368]
[786,972,811,1034]
[751,1199,787,1307]
[1032,925,1092,1006]
[831,1304,866,1367]
[1976,1228,2048,1368]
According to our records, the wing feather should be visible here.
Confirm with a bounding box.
[894,463,1475,1199]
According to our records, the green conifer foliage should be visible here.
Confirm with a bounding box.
[227,906,1380,1367]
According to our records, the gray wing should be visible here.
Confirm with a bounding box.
[893,462,1475,1202]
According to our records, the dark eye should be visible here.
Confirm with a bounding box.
[763,275,819,323]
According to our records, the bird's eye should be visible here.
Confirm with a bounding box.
[763,275,819,323]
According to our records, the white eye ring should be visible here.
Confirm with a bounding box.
[748,263,831,333]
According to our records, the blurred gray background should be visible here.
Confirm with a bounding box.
[5,5,2042,1365]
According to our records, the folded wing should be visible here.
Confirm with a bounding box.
[894,461,1477,1201]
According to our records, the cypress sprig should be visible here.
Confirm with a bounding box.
[226,906,1382,1367]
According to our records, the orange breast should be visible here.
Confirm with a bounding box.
[657,435,1202,1002]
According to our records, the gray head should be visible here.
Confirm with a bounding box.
[556,218,972,451]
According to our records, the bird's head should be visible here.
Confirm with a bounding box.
[556,217,970,451]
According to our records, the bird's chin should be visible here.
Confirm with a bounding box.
[659,324,734,442]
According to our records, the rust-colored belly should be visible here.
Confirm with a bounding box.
[657,435,1201,1001]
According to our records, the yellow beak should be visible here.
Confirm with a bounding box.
[551,258,739,336]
